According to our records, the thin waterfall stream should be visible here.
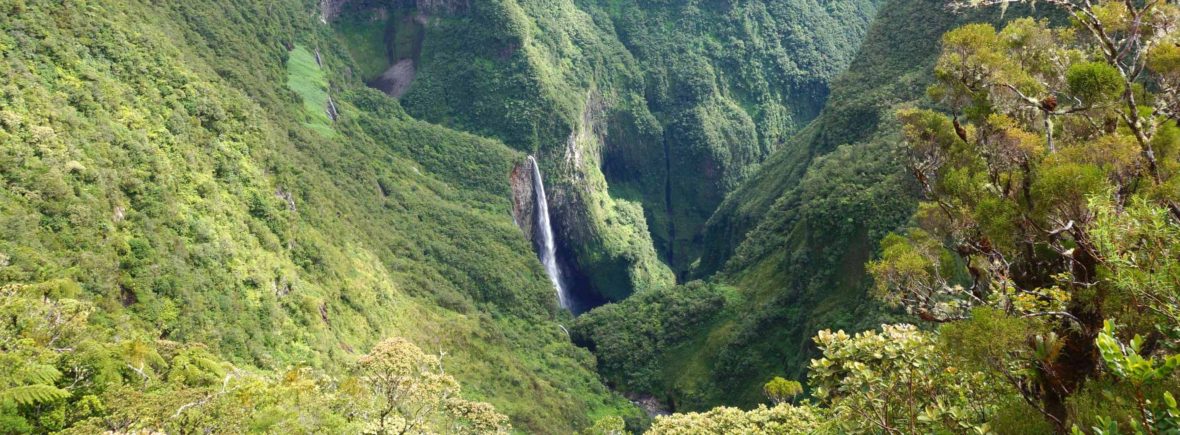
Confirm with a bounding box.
[528,156,572,310]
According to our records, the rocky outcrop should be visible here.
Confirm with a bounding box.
[320,0,349,22]
[371,59,416,98]
[509,159,537,244]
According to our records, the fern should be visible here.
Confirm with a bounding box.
[14,365,61,386]
[1,385,70,407]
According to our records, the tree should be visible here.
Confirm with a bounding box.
[582,415,629,435]
[809,325,1003,434]
[872,1,1180,431]
[762,377,802,405]
[646,403,821,435]
[354,338,509,434]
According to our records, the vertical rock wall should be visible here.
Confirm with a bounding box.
[509,159,537,245]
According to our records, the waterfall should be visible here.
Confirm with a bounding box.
[528,156,571,310]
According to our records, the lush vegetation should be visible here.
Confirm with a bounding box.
[331,0,882,303]
[9,0,1180,432]
[0,0,641,432]
[873,0,1180,429]
[637,1,1180,433]
[577,0,974,409]
[1,283,508,433]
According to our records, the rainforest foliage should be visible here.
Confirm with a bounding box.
[0,0,640,432]
[5,0,1180,433]
[576,0,962,409]
[638,0,1180,433]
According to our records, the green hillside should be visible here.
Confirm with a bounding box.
[7,0,1179,433]
[0,0,637,431]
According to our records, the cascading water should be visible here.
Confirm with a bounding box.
[528,156,571,310]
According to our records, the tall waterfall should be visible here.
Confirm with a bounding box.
[528,156,571,310]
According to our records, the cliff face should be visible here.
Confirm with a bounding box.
[320,0,349,21]
[509,159,537,245]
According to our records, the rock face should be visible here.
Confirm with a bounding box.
[369,11,425,97]
[509,159,537,245]
[320,0,349,21]
[371,59,417,98]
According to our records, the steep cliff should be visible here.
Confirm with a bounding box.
[509,159,537,243]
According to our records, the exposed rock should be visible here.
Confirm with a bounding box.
[119,284,138,307]
[371,59,416,98]
[509,158,537,244]
[626,393,671,418]
[273,276,293,298]
[275,187,297,211]
[320,0,348,22]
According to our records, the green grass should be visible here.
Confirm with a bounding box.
[286,45,335,136]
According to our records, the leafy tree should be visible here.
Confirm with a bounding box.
[762,377,802,405]
[354,337,509,434]
[809,324,1003,434]
[646,403,822,435]
[1092,320,1180,434]
[871,1,1180,431]
[582,415,629,435]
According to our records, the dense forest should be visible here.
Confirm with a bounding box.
[2,0,1179,433]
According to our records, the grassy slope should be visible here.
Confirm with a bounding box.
[0,0,639,431]
[286,46,336,136]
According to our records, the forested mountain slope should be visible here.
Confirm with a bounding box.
[0,0,638,431]
[574,0,1026,410]
[639,0,1180,431]
[1,0,894,431]
[20,0,1168,433]
[330,0,881,304]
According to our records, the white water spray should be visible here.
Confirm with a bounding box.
[528,156,571,310]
